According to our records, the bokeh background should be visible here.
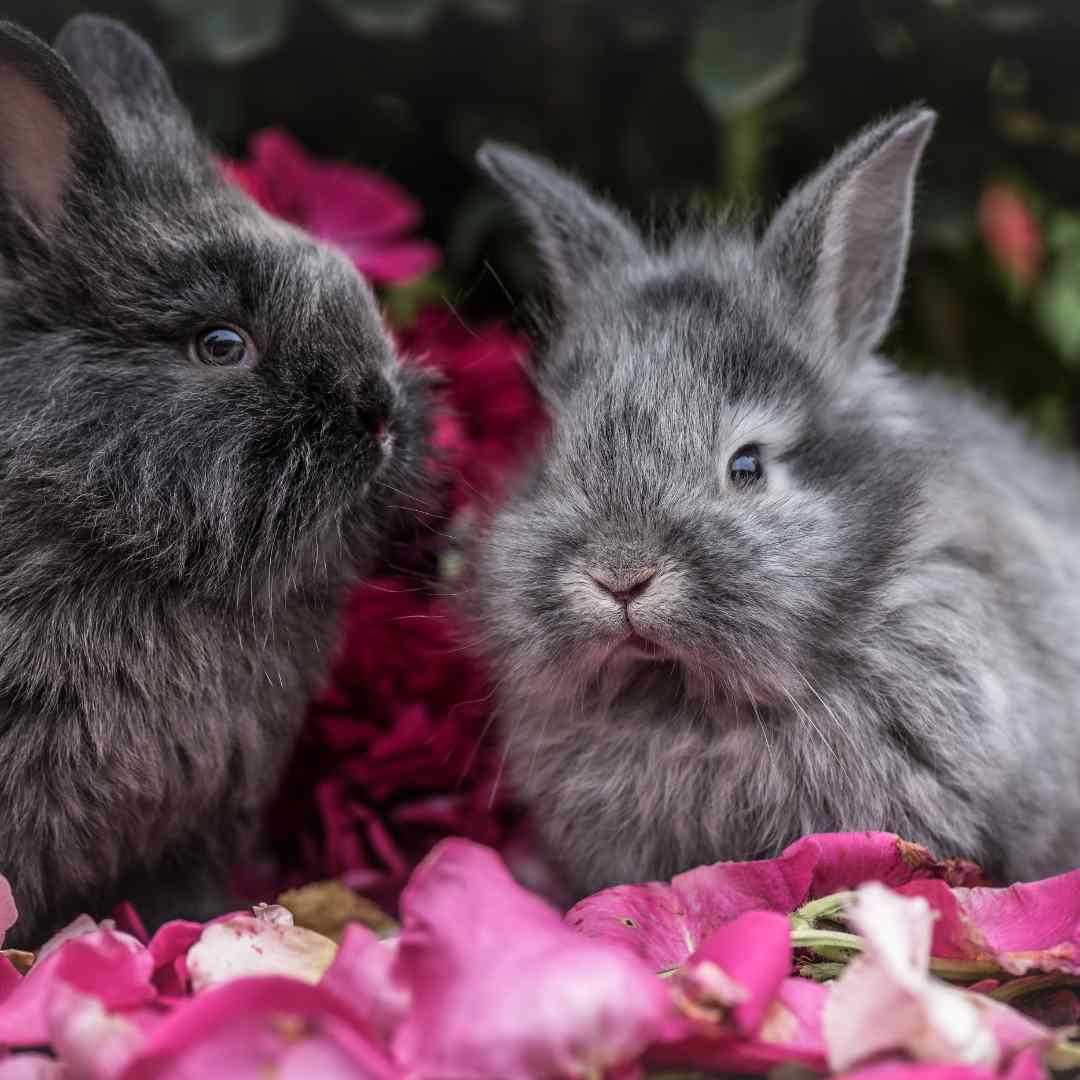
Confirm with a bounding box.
[10,0,1080,443]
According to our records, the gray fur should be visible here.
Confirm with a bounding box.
[471,110,1080,898]
[0,17,427,947]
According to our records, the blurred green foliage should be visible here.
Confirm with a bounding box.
[11,0,1080,444]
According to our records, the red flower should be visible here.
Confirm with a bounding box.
[399,307,547,515]
[220,129,440,284]
[978,183,1042,287]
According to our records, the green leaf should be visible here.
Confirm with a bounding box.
[687,0,811,118]
[1036,255,1080,368]
[321,0,445,35]
[154,0,289,64]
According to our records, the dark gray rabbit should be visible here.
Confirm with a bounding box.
[0,16,427,947]
[472,109,1080,898]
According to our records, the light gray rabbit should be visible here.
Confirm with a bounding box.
[0,17,428,946]
[471,108,1080,898]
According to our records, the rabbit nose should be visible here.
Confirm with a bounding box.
[587,566,657,605]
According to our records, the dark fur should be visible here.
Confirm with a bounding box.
[471,111,1080,897]
[0,17,427,946]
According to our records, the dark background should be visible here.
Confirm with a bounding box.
[10,0,1080,444]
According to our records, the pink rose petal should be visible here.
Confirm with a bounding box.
[0,928,153,1048]
[392,838,672,1079]
[320,926,406,1047]
[0,879,16,950]
[187,907,337,992]
[899,873,1080,976]
[674,911,793,1036]
[119,976,396,1079]
[146,921,204,997]
[825,884,1055,1073]
[570,832,985,971]
[47,984,162,1080]
[0,1055,67,1078]
[648,975,829,1074]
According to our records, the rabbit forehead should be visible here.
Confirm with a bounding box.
[552,265,820,442]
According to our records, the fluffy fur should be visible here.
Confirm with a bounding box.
[0,17,427,946]
[470,110,1080,898]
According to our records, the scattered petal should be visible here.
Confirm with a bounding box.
[0,927,153,1048]
[825,884,1055,1073]
[0,878,16,950]
[187,908,337,992]
[899,872,1080,976]
[570,832,986,971]
[119,977,396,1079]
[392,839,672,1078]
[321,925,407,1046]
[673,911,793,1036]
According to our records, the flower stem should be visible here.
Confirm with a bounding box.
[989,972,1080,1001]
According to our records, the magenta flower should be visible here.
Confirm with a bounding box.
[221,129,439,285]
[391,838,673,1078]
[897,871,1080,976]
[569,832,988,971]
[400,307,547,514]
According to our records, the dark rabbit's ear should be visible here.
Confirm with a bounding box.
[54,15,197,161]
[760,107,935,366]
[477,142,644,307]
[0,20,118,237]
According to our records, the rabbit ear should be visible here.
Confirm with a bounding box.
[477,142,644,307]
[0,20,118,237]
[54,15,197,161]
[760,107,935,366]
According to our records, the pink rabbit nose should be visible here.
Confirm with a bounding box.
[587,566,657,605]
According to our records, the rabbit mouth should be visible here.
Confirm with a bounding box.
[615,631,670,661]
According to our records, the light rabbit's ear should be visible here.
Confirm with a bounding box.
[477,142,645,308]
[54,14,199,162]
[760,107,936,366]
[0,20,118,238]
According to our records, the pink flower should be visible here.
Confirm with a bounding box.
[978,183,1042,287]
[824,884,1055,1073]
[391,838,672,1078]
[221,129,439,284]
[186,906,337,991]
[897,871,1080,976]
[569,832,989,972]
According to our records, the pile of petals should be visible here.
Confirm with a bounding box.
[1,831,1078,1077]
[221,131,550,907]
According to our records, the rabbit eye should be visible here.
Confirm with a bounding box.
[729,446,762,489]
[191,326,253,367]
